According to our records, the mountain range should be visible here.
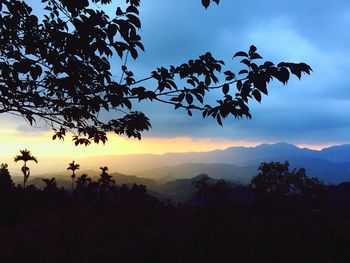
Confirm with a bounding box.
[9,142,350,185]
[112,142,350,184]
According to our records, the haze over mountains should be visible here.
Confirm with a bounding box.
[9,142,350,185]
[129,142,350,184]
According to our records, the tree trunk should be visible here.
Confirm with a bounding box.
[72,173,75,191]
[23,162,27,189]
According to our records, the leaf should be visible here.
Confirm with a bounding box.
[233,51,248,58]
[253,89,262,103]
[194,93,204,103]
[241,59,250,67]
[222,84,229,95]
[299,63,312,74]
[123,99,132,109]
[30,65,42,80]
[249,45,257,55]
[127,14,141,29]
[205,75,211,86]
[250,53,263,60]
[276,67,290,84]
[216,114,223,126]
[236,80,243,91]
[126,5,139,15]
[201,0,210,8]
[290,66,302,79]
[186,94,193,105]
[116,7,123,16]
[241,82,252,98]
[256,81,268,95]
[264,61,274,67]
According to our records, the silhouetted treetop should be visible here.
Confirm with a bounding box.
[250,161,326,202]
[0,0,311,145]
[0,163,14,192]
[14,149,38,188]
[42,177,59,192]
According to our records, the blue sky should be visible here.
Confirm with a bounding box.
[3,0,350,149]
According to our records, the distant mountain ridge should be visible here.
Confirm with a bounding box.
[8,142,350,184]
[122,142,350,184]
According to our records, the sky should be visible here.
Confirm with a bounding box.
[1,0,350,163]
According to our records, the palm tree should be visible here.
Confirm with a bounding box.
[67,161,80,190]
[98,166,115,194]
[14,149,38,188]
[42,178,58,192]
[75,173,91,193]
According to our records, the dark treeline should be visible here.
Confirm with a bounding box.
[1,162,350,262]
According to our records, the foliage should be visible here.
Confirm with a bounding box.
[67,160,80,189]
[98,166,115,194]
[0,163,14,192]
[67,161,80,177]
[13,149,38,188]
[75,173,92,193]
[0,0,311,145]
[42,177,59,192]
[250,161,326,203]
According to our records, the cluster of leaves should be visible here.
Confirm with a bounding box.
[0,0,311,145]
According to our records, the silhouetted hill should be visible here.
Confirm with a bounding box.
[287,157,350,184]
[158,174,251,203]
[159,174,217,202]
[135,163,256,184]
[320,144,350,163]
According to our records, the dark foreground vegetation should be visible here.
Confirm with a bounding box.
[1,162,350,263]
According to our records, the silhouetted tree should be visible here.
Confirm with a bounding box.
[42,178,58,192]
[0,163,14,193]
[192,175,211,200]
[75,173,92,193]
[14,149,38,188]
[193,175,232,205]
[250,161,326,205]
[98,166,115,194]
[0,0,311,145]
[67,161,80,190]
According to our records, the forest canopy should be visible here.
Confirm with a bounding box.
[0,0,311,145]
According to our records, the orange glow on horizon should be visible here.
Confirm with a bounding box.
[0,128,265,159]
[0,126,344,161]
[296,143,341,151]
